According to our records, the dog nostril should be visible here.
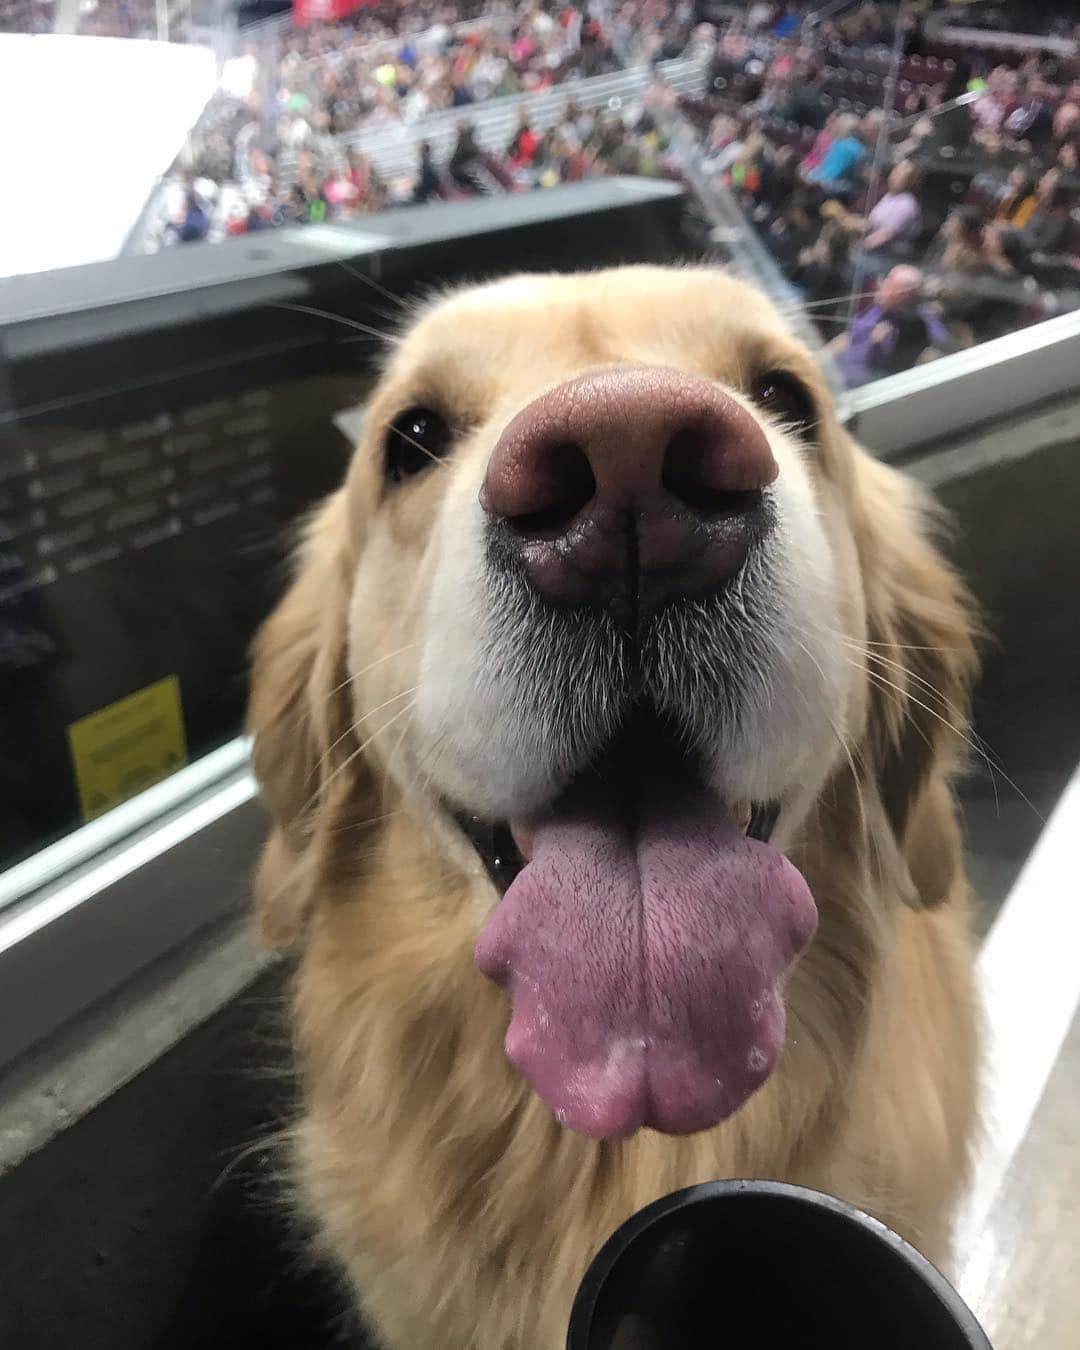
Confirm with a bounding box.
[507,442,596,537]
[662,426,763,516]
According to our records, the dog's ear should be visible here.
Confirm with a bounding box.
[852,451,978,908]
[248,492,372,946]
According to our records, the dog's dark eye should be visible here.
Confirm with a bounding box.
[385,407,452,482]
[750,372,817,436]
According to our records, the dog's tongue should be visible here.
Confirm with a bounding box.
[475,773,817,1138]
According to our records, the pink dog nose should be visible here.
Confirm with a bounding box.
[481,367,777,615]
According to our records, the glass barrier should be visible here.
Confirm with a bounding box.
[0,263,353,876]
[1,0,1078,940]
[1,12,1079,1345]
[0,176,694,893]
[100,1,1080,400]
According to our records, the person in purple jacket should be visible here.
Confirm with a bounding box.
[835,265,953,387]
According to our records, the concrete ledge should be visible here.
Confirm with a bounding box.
[0,917,276,1178]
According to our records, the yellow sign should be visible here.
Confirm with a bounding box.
[68,676,187,821]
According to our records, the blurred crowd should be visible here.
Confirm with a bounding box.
[159,0,696,241]
[0,0,53,32]
[250,3,627,137]
[6,0,1078,385]
[686,2,1080,380]
[0,0,167,36]
[165,92,679,239]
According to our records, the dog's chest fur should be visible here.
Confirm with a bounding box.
[287,836,976,1350]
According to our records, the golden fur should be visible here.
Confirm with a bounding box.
[248,266,980,1350]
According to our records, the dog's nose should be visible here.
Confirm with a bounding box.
[481,367,777,614]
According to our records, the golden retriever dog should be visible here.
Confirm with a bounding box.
[249,265,979,1350]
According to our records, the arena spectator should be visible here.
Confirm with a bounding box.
[994,168,1040,229]
[1018,169,1073,254]
[346,148,386,212]
[1004,76,1057,148]
[801,111,843,177]
[771,4,802,41]
[412,140,444,203]
[972,66,1023,141]
[791,221,854,322]
[767,190,821,272]
[507,113,541,168]
[289,150,329,224]
[803,114,866,192]
[860,160,922,256]
[702,113,746,175]
[932,207,1005,276]
[833,265,952,387]
[1048,95,1080,159]
[167,188,211,244]
[448,121,487,195]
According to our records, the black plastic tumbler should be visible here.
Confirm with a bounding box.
[568,1180,991,1350]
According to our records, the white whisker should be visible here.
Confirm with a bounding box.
[271,301,399,345]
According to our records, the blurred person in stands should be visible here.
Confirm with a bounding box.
[716,12,751,64]
[1018,169,1074,255]
[758,45,826,129]
[767,189,821,272]
[757,141,802,217]
[994,168,1040,230]
[536,128,574,186]
[246,194,283,233]
[846,1,887,46]
[834,264,951,387]
[702,113,746,175]
[981,221,1019,275]
[933,207,1002,276]
[803,113,866,193]
[972,127,1017,176]
[507,113,541,169]
[801,110,841,177]
[754,61,795,119]
[448,122,486,194]
[562,97,595,144]
[1004,75,1056,150]
[579,16,619,77]
[972,65,1021,141]
[771,4,802,39]
[290,150,329,224]
[168,187,211,244]
[746,1,775,34]
[325,161,361,216]
[858,159,922,258]
[345,148,385,212]
[785,65,827,130]
[791,220,854,325]
[642,74,679,125]
[1050,99,1080,158]
[859,107,885,153]
[412,140,444,203]
[451,72,476,108]
[725,130,766,199]
[559,128,593,182]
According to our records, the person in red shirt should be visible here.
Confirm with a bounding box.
[508,114,541,169]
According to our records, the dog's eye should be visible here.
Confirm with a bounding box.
[385,407,452,482]
[750,372,817,436]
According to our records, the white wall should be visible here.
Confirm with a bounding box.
[0,34,218,278]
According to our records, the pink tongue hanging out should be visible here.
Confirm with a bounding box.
[475,773,817,1138]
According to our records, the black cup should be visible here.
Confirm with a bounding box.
[568,1180,991,1349]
